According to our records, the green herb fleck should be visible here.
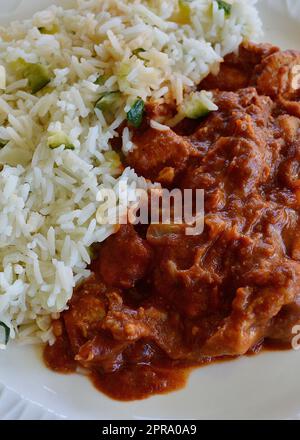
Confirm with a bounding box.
[0,322,10,345]
[132,48,146,59]
[216,0,232,17]
[0,139,8,149]
[127,99,145,128]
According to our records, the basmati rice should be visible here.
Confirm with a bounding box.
[0,0,262,346]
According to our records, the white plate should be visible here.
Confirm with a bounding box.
[0,0,300,421]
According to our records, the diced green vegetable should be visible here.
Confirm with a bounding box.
[132,48,146,59]
[0,322,10,345]
[181,91,218,119]
[104,151,122,170]
[10,58,28,76]
[95,91,121,113]
[24,63,51,94]
[38,24,59,34]
[10,59,51,94]
[47,131,74,150]
[94,74,110,86]
[184,100,210,119]
[171,0,191,24]
[178,0,191,24]
[216,0,232,16]
[127,99,145,128]
[116,61,131,89]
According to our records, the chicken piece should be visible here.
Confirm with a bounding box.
[127,127,192,182]
[145,101,176,122]
[277,115,300,143]
[200,258,300,357]
[201,64,251,92]
[255,50,300,117]
[278,147,300,190]
[238,41,279,66]
[201,42,278,91]
[181,88,276,199]
[98,225,152,289]
[63,298,106,356]
[102,291,151,342]
[76,333,127,372]
[266,300,300,344]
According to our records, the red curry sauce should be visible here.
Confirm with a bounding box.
[44,42,300,401]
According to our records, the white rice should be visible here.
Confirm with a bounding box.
[150,120,170,131]
[0,0,262,346]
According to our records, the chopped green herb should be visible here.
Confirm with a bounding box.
[0,322,10,345]
[48,132,74,150]
[132,48,146,59]
[0,139,8,149]
[216,0,232,17]
[127,99,145,128]
[95,91,121,113]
